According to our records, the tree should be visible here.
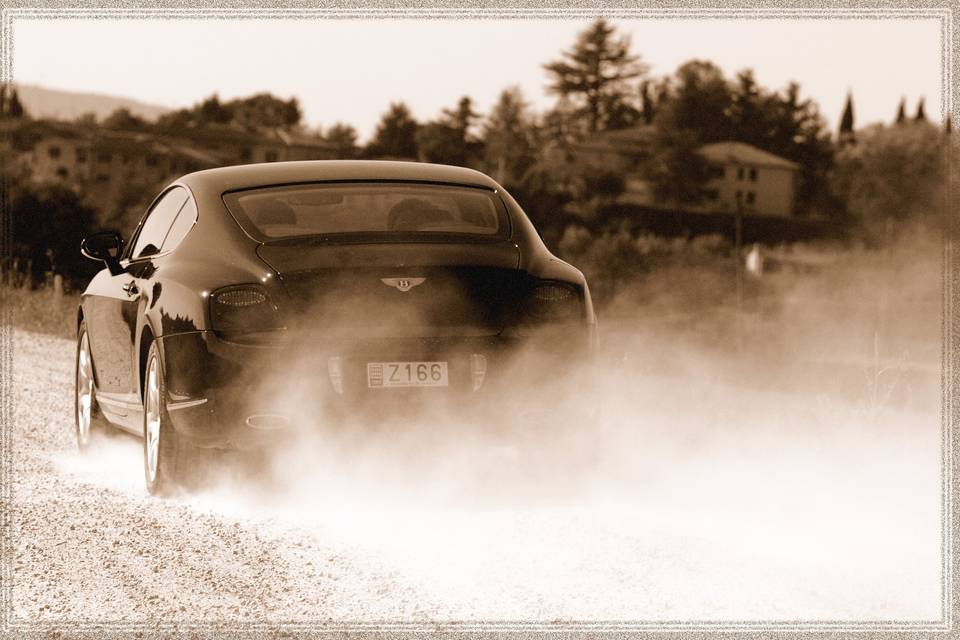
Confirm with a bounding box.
[831,120,945,238]
[417,96,483,166]
[643,126,714,208]
[365,102,419,159]
[915,97,927,122]
[896,97,907,124]
[9,184,98,287]
[324,122,359,159]
[74,112,98,127]
[637,60,732,207]
[649,62,835,215]
[654,60,732,143]
[231,93,302,129]
[639,80,656,124]
[540,97,581,150]
[155,92,303,131]
[744,80,837,216]
[482,86,537,185]
[442,96,480,144]
[197,93,232,125]
[7,88,25,119]
[155,108,192,132]
[838,91,855,141]
[543,18,647,133]
[416,122,466,165]
[102,107,147,131]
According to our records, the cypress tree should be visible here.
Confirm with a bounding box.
[896,97,907,124]
[839,92,855,141]
[640,80,655,124]
[7,88,24,119]
[915,98,927,122]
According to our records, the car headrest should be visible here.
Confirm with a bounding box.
[254,199,297,226]
[387,198,453,231]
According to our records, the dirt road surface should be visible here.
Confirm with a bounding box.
[6,327,944,634]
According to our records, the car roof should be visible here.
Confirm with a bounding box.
[178,160,501,194]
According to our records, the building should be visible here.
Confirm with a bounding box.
[574,129,800,218]
[171,123,337,166]
[17,120,222,214]
[694,141,800,217]
[9,119,339,216]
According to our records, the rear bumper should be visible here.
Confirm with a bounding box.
[157,327,593,449]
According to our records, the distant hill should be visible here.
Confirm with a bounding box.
[13,84,171,122]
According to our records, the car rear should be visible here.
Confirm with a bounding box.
[164,175,594,449]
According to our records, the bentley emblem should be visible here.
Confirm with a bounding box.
[381,277,426,292]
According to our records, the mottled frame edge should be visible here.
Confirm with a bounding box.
[0,2,955,639]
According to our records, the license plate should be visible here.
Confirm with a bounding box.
[367,361,449,388]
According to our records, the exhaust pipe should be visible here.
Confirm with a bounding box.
[245,414,291,431]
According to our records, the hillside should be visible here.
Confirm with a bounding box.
[13,83,171,122]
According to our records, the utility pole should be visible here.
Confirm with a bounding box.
[735,191,744,353]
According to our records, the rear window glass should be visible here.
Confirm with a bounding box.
[222,182,508,242]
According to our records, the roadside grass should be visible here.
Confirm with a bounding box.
[2,227,941,415]
[588,228,942,416]
[1,284,78,340]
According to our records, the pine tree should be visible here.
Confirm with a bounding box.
[441,96,480,144]
[915,98,927,122]
[482,86,536,185]
[365,102,419,159]
[896,97,907,124]
[839,91,855,141]
[543,18,647,133]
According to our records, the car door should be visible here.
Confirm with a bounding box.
[88,187,188,419]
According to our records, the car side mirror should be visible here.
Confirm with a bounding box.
[81,232,126,276]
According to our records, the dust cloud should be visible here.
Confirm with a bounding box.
[70,227,946,619]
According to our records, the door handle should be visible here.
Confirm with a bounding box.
[122,281,140,297]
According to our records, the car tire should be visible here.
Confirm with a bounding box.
[143,341,198,496]
[75,320,109,451]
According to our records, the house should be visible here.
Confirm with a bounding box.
[694,141,800,217]
[172,123,337,166]
[17,120,223,214]
[13,119,340,215]
[574,129,800,217]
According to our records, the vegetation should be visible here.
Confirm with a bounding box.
[6,183,100,289]
[322,122,360,159]
[1,284,79,339]
[1,18,950,305]
[364,102,419,159]
[831,120,947,242]
[542,19,648,133]
[154,92,303,131]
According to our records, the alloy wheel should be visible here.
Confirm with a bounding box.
[76,331,94,448]
[144,355,161,484]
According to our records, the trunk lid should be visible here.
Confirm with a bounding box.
[257,240,522,339]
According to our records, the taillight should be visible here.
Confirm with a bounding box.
[524,282,582,323]
[210,284,284,336]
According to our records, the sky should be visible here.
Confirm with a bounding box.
[10,16,946,144]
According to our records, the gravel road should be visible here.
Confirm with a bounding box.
[6,327,945,632]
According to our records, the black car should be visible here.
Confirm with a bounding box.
[76,160,597,495]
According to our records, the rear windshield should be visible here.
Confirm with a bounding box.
[223,182,509,242]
